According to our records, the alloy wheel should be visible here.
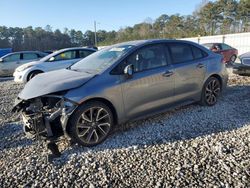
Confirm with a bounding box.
[205,79,221,105]
[76,107,111,145]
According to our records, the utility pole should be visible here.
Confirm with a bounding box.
[94,21,97,47]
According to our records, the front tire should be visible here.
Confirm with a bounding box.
[200,77,221,106]
[68,101,114,147]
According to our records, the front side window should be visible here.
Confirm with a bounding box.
[23,53,38,60]
[53,50,76,61]
[79,50,94,58]
[126,44,168,72]
[4,54,20,62]
[169,43,193,64]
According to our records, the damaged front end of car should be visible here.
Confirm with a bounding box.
[13,93,78,160]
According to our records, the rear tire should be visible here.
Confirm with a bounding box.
[200,77,221,106]
[68,101,114,147]
[27,70,43,81]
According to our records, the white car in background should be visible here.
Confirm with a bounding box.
[0,51,48,77]
[13,47,96,83]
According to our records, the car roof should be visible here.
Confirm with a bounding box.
[111,39,208,51]
[5,51,44,55]
[112,39,177,47]
[56,47,97,53]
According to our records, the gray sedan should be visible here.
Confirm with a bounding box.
[13,39,228,157]
[0,51,47,76]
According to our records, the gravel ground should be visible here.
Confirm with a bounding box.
[0,69,250,187]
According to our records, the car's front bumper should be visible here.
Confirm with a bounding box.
[13,71,26,83]
[233,64,250,76]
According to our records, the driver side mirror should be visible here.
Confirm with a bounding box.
[124,64,133,78]
[0,58,3,63]
[49,57,55,62]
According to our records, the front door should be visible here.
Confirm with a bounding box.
[120,44,175,119]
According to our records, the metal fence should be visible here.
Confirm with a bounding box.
[182,32,250,55]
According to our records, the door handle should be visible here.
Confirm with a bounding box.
[196,63,204,68]
[162,71,174,77]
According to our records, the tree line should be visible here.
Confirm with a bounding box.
[0,0,249,51]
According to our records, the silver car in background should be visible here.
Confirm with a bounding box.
[13,39,228,156]
[0,51,47,76]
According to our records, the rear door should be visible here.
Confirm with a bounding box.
[0,53,21,76]
[167,42,207,101]
[21,52,40,64]
[120,43,175,118]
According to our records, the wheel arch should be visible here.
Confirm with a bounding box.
[27,69,44,81]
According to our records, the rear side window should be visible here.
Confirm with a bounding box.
[191,46,207,59]
[169,43,193,64]
[23,53,38,60]
[4,54,20,62]
[78,50,94,58]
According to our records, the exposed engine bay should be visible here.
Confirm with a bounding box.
[13,94,78,160]
[14,95,77,139]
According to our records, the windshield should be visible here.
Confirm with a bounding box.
[70,45,134,73]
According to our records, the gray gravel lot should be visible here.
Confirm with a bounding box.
[0,69,250,187]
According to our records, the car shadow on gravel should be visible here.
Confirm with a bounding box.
[57,85,250,163]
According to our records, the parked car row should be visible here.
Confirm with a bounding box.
[0,47,97,80]
[13,39,229,157]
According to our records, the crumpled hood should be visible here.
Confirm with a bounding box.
[16,60,41,71]
[19,69,95,100]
